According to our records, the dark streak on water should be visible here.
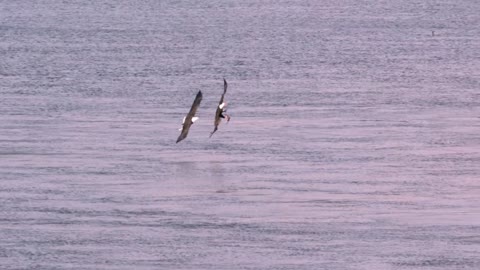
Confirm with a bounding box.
[1,0,479,269]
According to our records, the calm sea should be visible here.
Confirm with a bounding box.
[1,0,479,269]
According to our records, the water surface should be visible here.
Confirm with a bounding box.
[1,0,479,269]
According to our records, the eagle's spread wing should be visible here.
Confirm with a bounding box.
[210,79,228,138]
[177,91,203,143]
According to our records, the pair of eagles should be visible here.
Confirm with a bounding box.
[176,79,230,143]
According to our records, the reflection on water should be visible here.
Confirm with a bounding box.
[1,0,479,269]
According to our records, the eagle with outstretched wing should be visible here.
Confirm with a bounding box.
[176,90,203,143]
[210,79,230,138]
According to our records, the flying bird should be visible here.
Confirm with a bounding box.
[210,79,230,138]
[176,90,203,143]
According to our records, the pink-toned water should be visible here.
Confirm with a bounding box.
[1,1,479,269]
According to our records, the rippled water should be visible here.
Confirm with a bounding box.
[1,0,479,269]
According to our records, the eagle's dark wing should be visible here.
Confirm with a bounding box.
[209,79,227,138]
[177,90,203,143]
